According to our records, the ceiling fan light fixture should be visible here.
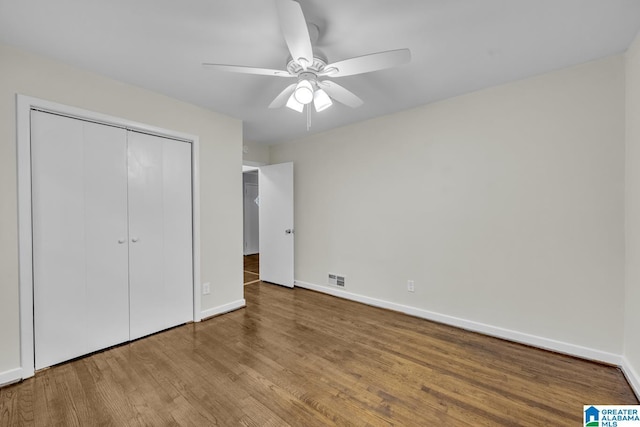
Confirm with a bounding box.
[293,79,314,104]
[203,0,411,128]
[313,88,332,112]
[286,93,305,112]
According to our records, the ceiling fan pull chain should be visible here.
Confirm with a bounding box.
[306,104,311,131]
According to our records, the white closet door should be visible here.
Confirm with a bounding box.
[127,131,193,340]
[83,123,130,353]
[32,111,129,370]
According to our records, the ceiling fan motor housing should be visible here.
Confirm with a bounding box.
[298,71,317,84]
[287,56,327,76]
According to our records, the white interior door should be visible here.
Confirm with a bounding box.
[244,182,259,255]
[32,111,130,369]
[259,162,294,287]
[128,131,193,340]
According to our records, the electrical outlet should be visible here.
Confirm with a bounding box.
[407,280,415,293]
[203,282,211,295]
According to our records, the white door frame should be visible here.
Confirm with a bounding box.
[16,94,202,379]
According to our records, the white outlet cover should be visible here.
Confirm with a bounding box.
[407,280,415,292]
[203,282,211,295]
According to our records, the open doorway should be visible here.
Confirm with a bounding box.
[243,168,260,286]
[242,162,295,288]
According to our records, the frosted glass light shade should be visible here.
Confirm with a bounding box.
[313,89,332,112]
[293,79,314,104]
[286,93,304,112]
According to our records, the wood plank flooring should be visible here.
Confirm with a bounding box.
[1,282,637,426]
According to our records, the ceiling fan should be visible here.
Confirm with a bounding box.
[203,0,411,114]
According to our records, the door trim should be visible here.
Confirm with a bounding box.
[16,94,202,379]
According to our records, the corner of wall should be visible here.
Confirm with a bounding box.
[624,28,640,402]
[622,357,640,400]
[200,299,246,320]
[242,141,270,165]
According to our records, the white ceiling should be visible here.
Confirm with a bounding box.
[1,0,640,145]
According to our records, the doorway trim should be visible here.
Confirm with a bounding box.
[243,160,266,168]
[16,94,202,380]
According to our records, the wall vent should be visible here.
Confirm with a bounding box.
[328,273,345,287]
[328,273,337,286]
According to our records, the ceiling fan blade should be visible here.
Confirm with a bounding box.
[318,81,363,108]
[321,48,411,77]
[268,83,297,108]
[276,0,314,68]
[202,63,293,77]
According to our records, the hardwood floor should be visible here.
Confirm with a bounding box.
[244,254,259,285]
[1,282,637,426]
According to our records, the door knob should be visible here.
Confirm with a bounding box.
[131,237,139,242]
[117,238,126,244]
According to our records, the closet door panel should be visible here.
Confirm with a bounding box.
[128,132,193,340]
[83,122,130,353]
[128,132,166,339]
[162,138,193,327]
[32,112,129,369]
[32,112,88,369]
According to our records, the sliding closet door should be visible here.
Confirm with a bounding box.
[127,131,193,340]
[32,111,130,369]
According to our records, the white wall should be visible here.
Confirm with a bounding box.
[0,43,244,381]
[271,55,626,360]
[243,141,270,165]
[625,30,640,393]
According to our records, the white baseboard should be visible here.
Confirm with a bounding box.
[622,357,640,400]
[200,299,246,320]
[0,367,23,388]
[294,280,623,366]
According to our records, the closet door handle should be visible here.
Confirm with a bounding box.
[131,237,139,243]
[117,238,126,244]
